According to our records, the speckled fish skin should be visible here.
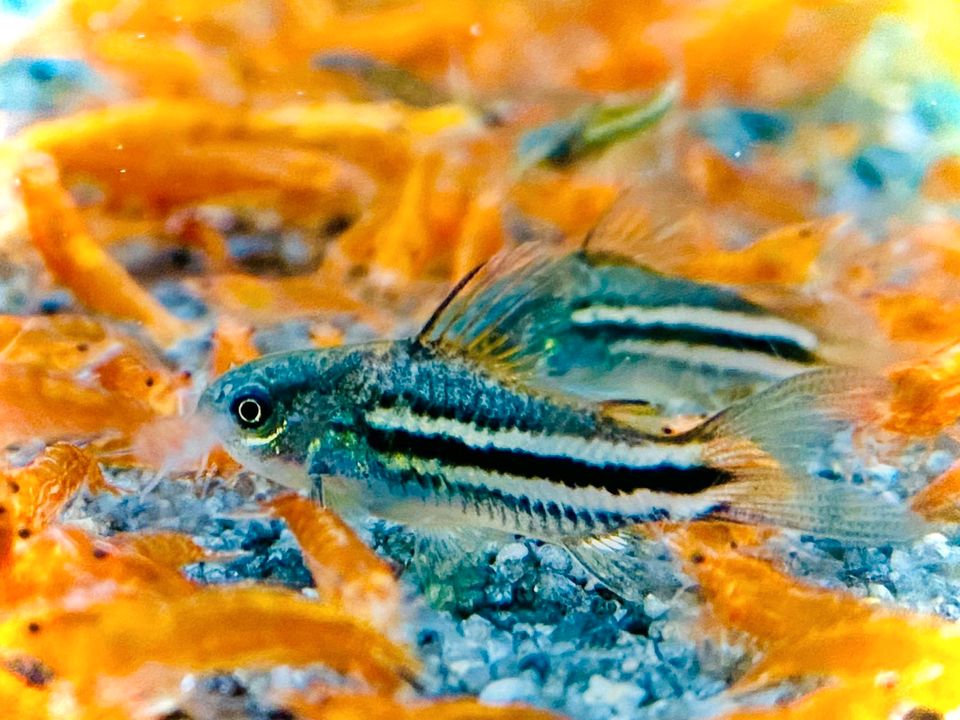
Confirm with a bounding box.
[200,341,733,541]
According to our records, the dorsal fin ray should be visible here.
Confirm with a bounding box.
[415,241,574,379]
[577,183,710,270]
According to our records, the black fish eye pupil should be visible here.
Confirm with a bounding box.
[231,393,271,428]
[238,398,261,423]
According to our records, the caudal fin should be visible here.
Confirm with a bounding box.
[691,369,927,544]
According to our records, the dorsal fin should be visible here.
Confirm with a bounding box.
[415,241,572,378]
[579,183,708,270]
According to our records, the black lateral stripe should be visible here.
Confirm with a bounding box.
[575,321,817,363]
[365,425,731,496]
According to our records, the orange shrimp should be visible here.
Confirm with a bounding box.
[0,585,416,698]
[911,459,960,522]
[285,689,563,720]
[924,156,960,202]
[91,350,191,417]
[115,412,235,477]
[16,159,191,347]
[371,153,441,282]
[191,269,371,324]
[0,364,154,449]
[0,315,188,416]
[209,318,260,378]
[0,314,112,372]
[0,526,196,615]
[110,531,211,570]
[309,322,345,349]
[681,0,888,105]
[884,340,960,437]
[716,679,922,720]
[874,292,960,346]
[681,0,794,104]
[17,102,350,207]
[265,494,400,632]
[0,316,188,417]
[509,177,620,241]
[669,523,877,655]
[677,217,838,287]
[0,667,51,720]
[450,191,506,282]
[0,443,118,539]
[668,522,960,715]
[682,143,815,225]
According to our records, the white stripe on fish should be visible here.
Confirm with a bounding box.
[364,405,705,470]
[609,339,813,378]
[571,304,819,351]
[378,453,718,537]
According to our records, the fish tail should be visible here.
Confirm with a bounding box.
[689,369,926,543]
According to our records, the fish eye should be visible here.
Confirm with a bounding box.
[230,389,274,430]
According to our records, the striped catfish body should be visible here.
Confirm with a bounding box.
[205,343,731,540]
[525,252,821,407]
[349,343,731,537]
[199,243,924,566]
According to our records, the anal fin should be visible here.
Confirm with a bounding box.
[562,528,681,603]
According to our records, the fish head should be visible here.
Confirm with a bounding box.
[198,344,387,489]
